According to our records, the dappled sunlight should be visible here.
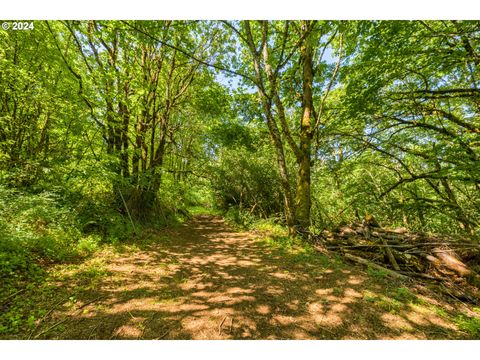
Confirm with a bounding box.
[314,288,333,296]
[380,313,414,331]
[311,308,344,328]
[255,304,271,315]
[270,271,297,280]
[404,311,431,326]
[264,285,285,296]
[342,288,363,301]
[271,314,295,326]
[423,313,457,329]
[25,215,477,340]
[346,275,365,285]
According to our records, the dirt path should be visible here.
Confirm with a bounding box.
[28,216,474,339]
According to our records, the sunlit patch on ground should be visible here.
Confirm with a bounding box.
[12,215,479,340]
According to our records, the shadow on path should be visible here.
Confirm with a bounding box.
[30,216,472,339]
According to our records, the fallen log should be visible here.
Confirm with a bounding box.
[398,271,443,281]
[329,221,480,290]
[390,227,409,234]
[379,236,401,271]
[423,250,480,288]
[432,248,471,277]
[343,253,408,280]
[392,250,425,272]
[373,233,405,241]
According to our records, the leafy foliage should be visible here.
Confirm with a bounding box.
[1,20,479,338]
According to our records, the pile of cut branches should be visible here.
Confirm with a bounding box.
[318,220,480,303]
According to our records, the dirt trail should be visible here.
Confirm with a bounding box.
[31,216,471,339]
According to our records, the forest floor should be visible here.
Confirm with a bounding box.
[7,215,480,339]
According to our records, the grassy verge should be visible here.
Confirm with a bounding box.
[244,215,480,339]
[0,182,189,338]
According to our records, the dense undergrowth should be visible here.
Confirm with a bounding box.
[0,180,195,335]
[1,190,480,338]
[1,19,479,339]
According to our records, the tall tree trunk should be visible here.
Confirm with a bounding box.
[295,21,314,229]
[147,119,169,203]
[119,81,130,179]
[265,111,296,232]
[243,20,297,233]
[132,116,142,185]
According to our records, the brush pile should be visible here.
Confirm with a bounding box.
[319,218,480,302]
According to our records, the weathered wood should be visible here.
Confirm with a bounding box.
[328,221,479,290]
[380,237,401,271]
[398,271,443,281]
[432,248,471,276]
[422,250,480,287]
[371,232,403,241]
[390,227,409,234]
[343,253,408,279]
[339,226,357,237]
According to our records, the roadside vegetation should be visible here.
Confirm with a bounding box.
[1,20,479,339]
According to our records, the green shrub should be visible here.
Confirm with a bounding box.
[455,315,480,337]
[392,287,418,303]
[225,207,255,227]
[251,218,288,237]
[76,234,101,256]
[0,186,104,284]
[367,266,389,278]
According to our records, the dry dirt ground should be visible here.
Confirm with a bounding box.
[22,216,479,339]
